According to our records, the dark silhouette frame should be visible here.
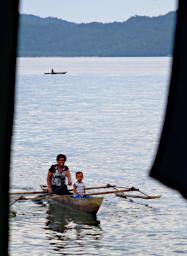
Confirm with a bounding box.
[1,1,187,255]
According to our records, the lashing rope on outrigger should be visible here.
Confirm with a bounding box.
[106,184,153,208]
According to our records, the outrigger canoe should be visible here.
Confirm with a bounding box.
[44,71,67,75]
[10,184,161,215]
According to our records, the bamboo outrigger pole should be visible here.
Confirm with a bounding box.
[9,184,117,195]
[88,189,161,199]
[14,187,161,201]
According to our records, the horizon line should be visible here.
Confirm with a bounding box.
[20,10,175,25]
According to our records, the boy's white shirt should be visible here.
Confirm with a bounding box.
[73,181,85,194]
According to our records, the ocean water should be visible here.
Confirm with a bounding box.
[9,57,187,255]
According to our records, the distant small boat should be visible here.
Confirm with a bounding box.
[44,71,67,75]
[44,69,67,75]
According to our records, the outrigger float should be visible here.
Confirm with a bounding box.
[10,184,161,215]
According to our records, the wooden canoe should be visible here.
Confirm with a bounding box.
[34,194,103,214]
[44,71,67,75]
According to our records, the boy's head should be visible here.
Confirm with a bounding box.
[76,171,83,182]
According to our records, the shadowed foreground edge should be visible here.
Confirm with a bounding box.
[0,0,19,254]
[150,1,187,200]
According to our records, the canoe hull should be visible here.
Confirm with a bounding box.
[44,72,67,75]
[48,195,103,214]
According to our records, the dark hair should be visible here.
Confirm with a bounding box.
[56,154,67,161]
[76,171,83,177]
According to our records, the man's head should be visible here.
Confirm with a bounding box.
[56,154,66,161]
[56,154,66,166]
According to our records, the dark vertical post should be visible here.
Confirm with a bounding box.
[0,1,19,254]
[150,1,187,199]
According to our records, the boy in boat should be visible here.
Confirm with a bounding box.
[73,171,87,198]
[47,154,72,195]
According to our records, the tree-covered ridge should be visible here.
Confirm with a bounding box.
[18,12,176,57]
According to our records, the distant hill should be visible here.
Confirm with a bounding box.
[18,12,176,57]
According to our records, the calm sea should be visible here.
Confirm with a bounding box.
[9,57,187,255]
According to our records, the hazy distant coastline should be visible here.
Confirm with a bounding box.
[18,12,176,57]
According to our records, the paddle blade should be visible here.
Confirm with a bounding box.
[145,195,161,199]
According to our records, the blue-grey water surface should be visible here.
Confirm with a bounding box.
[10,57,187,255]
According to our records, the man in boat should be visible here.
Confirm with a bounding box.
[47,154,72,195]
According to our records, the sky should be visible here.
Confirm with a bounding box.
[20,0,177,23]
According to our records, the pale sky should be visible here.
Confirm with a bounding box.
[20,0,177,23]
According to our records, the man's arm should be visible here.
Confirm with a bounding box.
[66,169,72,186]
[73,184,78,194]
[47,171,53,193]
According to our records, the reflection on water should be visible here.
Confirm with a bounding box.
[46,201,101,233]
[45,201,102,254]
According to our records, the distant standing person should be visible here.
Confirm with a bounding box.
[51,68,54,74]
[73,171,86,198]
[47,154,72,195]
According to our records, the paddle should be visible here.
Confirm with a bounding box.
[121,194,161,199]
[10,191,49,195]
[9,196,25,207]
[9,187,63,205]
